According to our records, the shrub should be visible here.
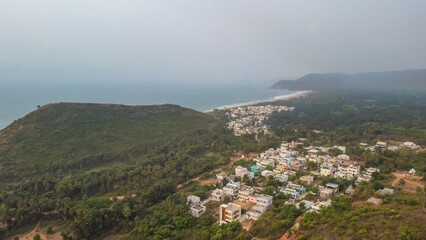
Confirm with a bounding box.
[405,197,419,206]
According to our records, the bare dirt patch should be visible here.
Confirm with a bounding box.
[391,172,424,193]
[9,221,63,240]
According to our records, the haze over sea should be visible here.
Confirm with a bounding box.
[0,81,294,130]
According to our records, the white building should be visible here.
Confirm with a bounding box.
[187,195,206,217]
[261,170,275,177]
[338,165,360,178]
[281,188,300,198]
[238,186,255,202]
[189,204,206,217]
[275,174,289,183]
[187,195,201,205]
[296,200,314,210]
[403,142,418,150]
[246,205,267,220]
[366,167,380,176]
[320,165,333,176]
[211,188,225,201]
[310,199,332,212]
[235,166,254,179]
[256,194,273,207]
[337,154,350,161]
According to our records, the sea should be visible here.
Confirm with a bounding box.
[0,81,294,130]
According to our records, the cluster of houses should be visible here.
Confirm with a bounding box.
[360,141,420,151]
[212,179,274,223]
[186,139,421,224]
[226,105,294,136]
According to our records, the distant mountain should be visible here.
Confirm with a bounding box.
[271,69,426,91]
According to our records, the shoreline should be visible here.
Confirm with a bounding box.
[204,90,311,112]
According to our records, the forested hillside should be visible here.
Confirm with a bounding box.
[0,103,264,239]
[263,91,426,174]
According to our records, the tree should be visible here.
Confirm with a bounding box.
[399,179,405,185]
[33,234,41,240]
[47,226,53,234]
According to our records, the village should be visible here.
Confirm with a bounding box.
[226,105,295,136]
[185,139,421,229]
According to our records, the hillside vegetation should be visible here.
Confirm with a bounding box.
[0,103,264,239]
[0,103,217,181]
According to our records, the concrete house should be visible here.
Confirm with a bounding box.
[256,194,273,207]
[338,164,360,178]
[300,175,314,185]
[238,186,255,202]
[320,183,339,198]
[219,203,242,224]
[211,188,225,201]
[246,205,268,220]
[320,164,333,176]
[251,165,262,175]
[261,170,275,177]
[287,182,306,194]
[275,174,289,183]
[281,188,300,198]
[187,195,206,217]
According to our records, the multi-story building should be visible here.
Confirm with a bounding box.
[187,195,206,217]
[287,182,306,194]
[366,167,380,176]
[223,186,238,197]
[256,194,273,207]
[219,203,241,224]
[211,188,225,201]
[275,174,288,183]
[281,188,300,198]
[338,165,360,178]
[189,204,206,217]
[320,164,333,176]
[300,175,314,185]
[238,186,254,202]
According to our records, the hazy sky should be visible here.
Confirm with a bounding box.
[1,0,426,84]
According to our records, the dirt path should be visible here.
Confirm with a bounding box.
[279,215,305,240]
[21,221,40,240]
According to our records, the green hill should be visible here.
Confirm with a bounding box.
[0,103,218,182]
[0,103,246,238]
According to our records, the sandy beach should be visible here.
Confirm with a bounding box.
[206,90,312,111]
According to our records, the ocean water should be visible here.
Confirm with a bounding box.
[0,81,294,130]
